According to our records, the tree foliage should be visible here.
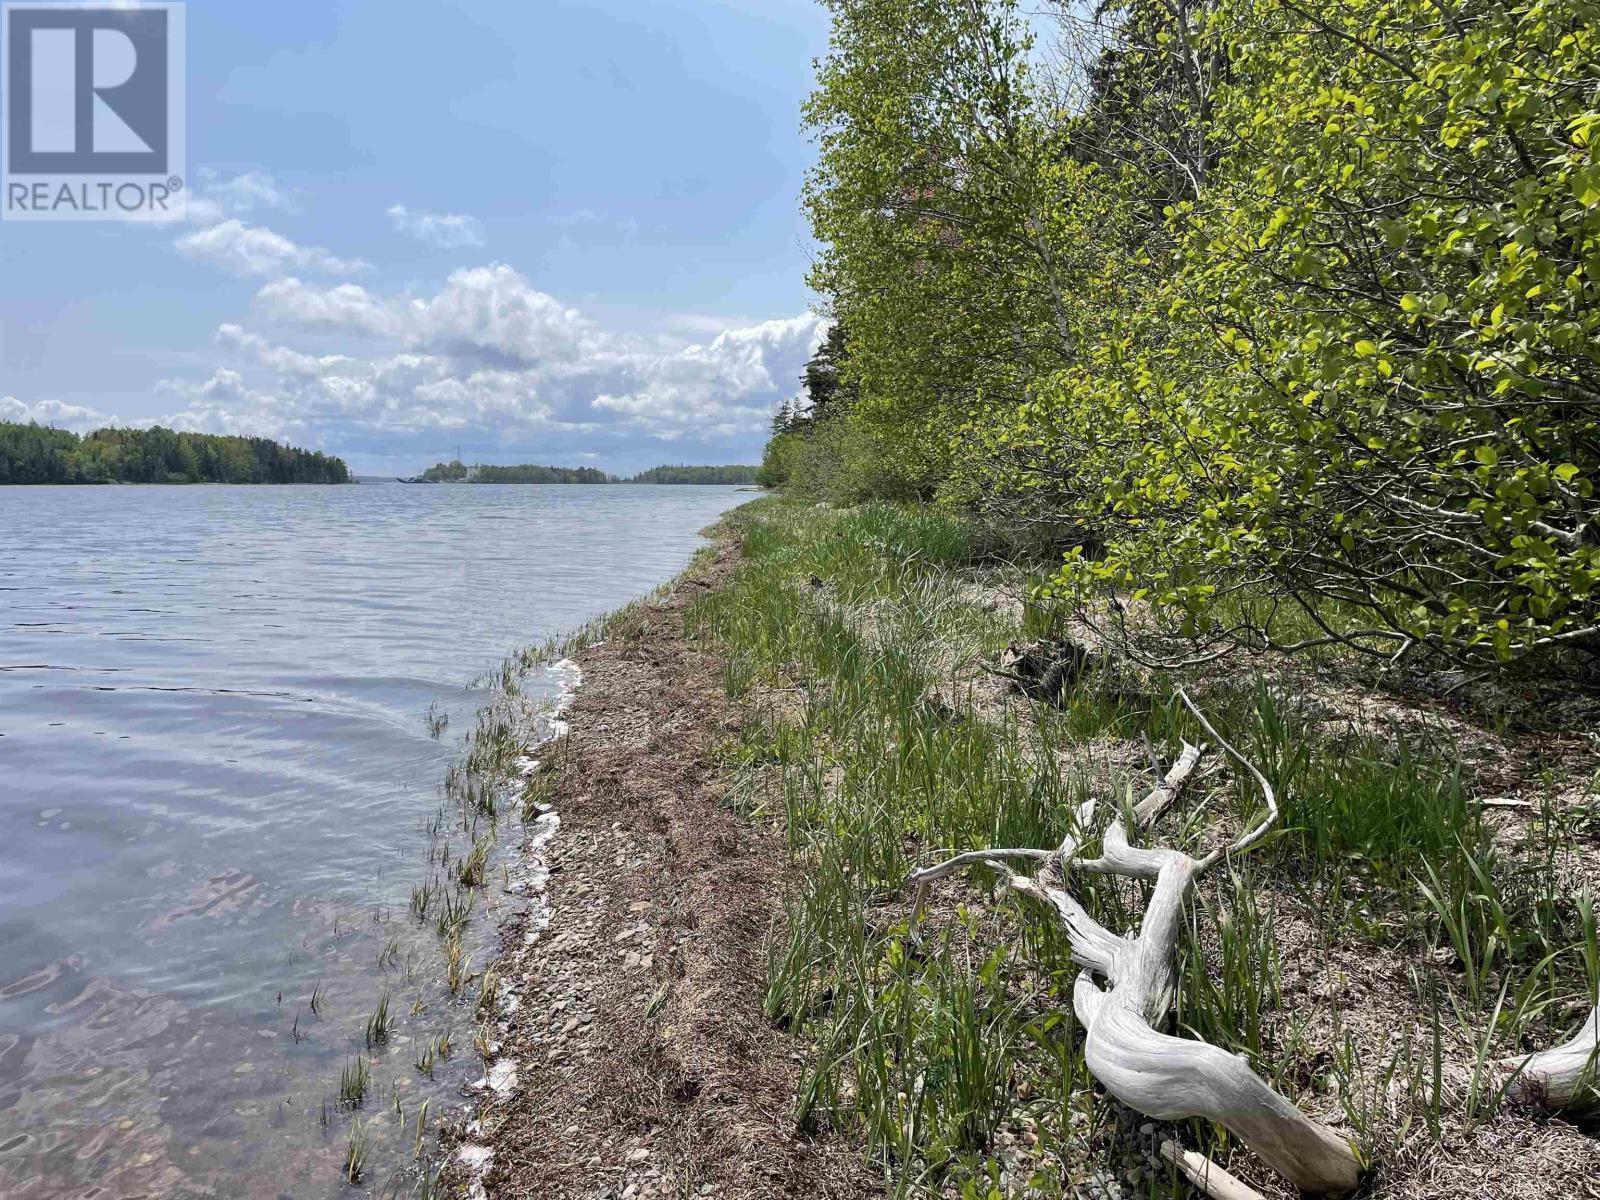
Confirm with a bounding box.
[419,460,614,484]
[0,421,349,485]
[789,0,1600,668]
[629,465,760,484]
[415,460,756,484]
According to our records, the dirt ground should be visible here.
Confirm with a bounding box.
[445,518,1600,1200]
[446,536,873,1199]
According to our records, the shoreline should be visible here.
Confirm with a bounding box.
[450,500,1600,1200]
[448,515,868,1199]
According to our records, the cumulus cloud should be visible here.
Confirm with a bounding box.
[148,264,822,458]
[207,170,293,213]
[215,323,355,377]
[410,265,596,364]
[255,278,399,335]
[176,220,370,277]
[388,204,486,249]
[592,315,822,436]
[110,171,822,465]
[258,265,601,364]
[0,396,110,431]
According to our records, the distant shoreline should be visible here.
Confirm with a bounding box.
[0,479,355,487]
[410,461,761,486]
[0,421,350,486]
[382,479,758,487]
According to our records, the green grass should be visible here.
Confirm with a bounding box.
[686,498,1598,1196]
[364,990,394,1048]
[343,1116,369,1183]
[338,1056,371,1108]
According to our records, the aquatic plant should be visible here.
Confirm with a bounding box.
[343,1116,369,1183]
[435,887,473,939]
[338,1056,370,1108]
[476,969,501,1019]
[364,991,393,1048]
[424,702,448,739]
[409,877,438,921]
[443,934,469,996]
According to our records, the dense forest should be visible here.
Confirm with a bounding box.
[420,461,614,484]
[418,460,758,484]
[0,421,349,485]
[629,465,759,484]
[765,0,1599,672]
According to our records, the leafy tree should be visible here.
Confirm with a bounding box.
[1030,0,1600,665]
[419,461,614,483]
[786,0,1600,669]
[0,422,349,485]
[630,465,760,484]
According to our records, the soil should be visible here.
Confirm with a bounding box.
[448,535,873,1199]
[448,516,1600,1200]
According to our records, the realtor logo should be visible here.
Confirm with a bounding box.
[2,2,185,221]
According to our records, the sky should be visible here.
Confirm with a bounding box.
[0,0,833,476]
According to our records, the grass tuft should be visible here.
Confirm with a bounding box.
[685,498,1598,1194]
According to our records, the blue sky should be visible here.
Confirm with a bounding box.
[0,0,832,474]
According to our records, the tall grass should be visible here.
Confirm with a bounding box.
[689,498,1597,1194]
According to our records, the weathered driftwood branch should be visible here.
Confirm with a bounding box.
[906,795,1095,928]
[1159,1139,1267,1200]
[906,689,1362,1195]
[1503,1001,1599,1111]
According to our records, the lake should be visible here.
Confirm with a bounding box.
[0,483,748,1198]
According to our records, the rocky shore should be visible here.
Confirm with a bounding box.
[441,501,1600,1200]
[445,528,868,1199]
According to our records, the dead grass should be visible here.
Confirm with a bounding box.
[451,534,873,1199]
[455,502,1600,1200]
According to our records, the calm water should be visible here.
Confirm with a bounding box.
[0,483,746,1199]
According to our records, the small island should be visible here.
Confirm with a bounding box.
[412,460,759,485]
[0,421,350,485]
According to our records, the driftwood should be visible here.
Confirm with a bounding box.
[907,690,1363,1195]
[1503,1004,1600,1111]
[1160,1139,1268,1200]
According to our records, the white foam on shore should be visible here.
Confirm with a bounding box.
[469,1058,519,1096]
[454,649,584,1175]
[507,811,560,907]
[548,658,583,737]
[457,1142,493,1200]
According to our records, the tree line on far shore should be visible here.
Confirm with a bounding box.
[0,421,349,485]
[417,461,760,485]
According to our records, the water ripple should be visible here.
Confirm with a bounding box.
[0,482,746,1198]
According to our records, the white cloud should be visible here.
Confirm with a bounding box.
[256,265,598,364]
[184,170,296,228]
[592,315,823,436]
[175,219,369,277]
[410,265,595,364]
[387,204,486,249]
[152,369,301,440]
[255,278,399,335]
[215,323,355,377]
[149,264,822,459]
[0,396,110,431]
[206,170,294,213]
